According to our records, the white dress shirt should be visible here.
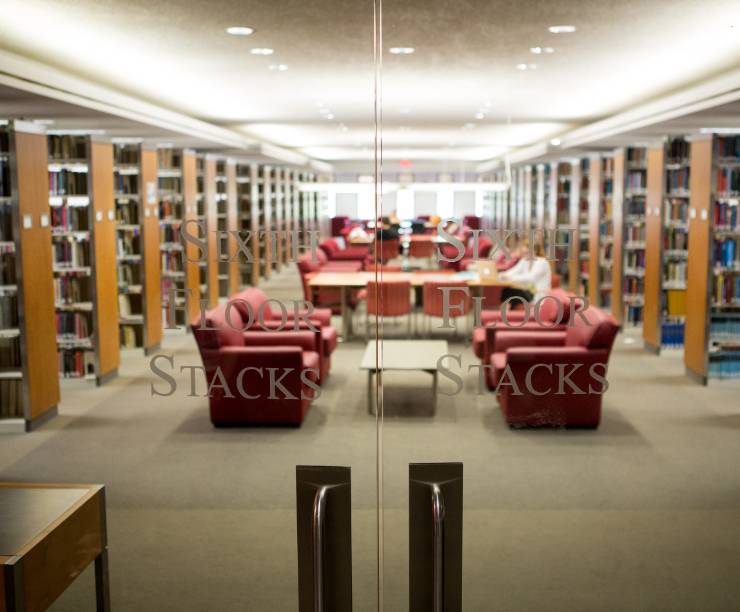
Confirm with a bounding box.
[501,257,552,301]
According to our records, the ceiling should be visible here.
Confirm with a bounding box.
[1,0,740,168]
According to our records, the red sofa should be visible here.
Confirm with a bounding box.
[191,304,321,426]
[473,288,579,362]
[319,238,369,262]
[487,306,618,428]
[229,287,337,382]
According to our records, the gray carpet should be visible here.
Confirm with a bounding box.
[1,265,740,611]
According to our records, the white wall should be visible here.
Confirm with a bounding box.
[454,191,476,219]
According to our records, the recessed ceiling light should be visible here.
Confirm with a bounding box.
[389,47,415,55]
[548,25,576,34]
[530,46,555,54]
[268,64,288,71]
[550,138,562,146]
[484,100,493,108]
[325,114,335,120]
[250,48,274,55]
[226,26,254,36]
[516,63,537,70]
[474,112,485,120]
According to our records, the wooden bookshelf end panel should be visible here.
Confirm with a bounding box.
[141,149,162,350]
[611,150,625,325]
[684,138,712,379]
[15,129,60,419]
[183,152,201,322]
[643,146,665,349]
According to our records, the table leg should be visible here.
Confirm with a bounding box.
[341,286,350,339]
[95,548,111,612]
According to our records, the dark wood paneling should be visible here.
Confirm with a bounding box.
[140,149,162,350]
[90,141,120,380]
[14,128,60,420]
[182,151,201,321]
[611,150,625,324]
[588,156,601,307]
[684,137,712,380]
[643,145,665,350]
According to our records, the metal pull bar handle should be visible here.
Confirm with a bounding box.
[431,483,446,612]
[312,485,330,612]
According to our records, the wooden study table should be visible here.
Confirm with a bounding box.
[0,483,109,612]
[308,271,519,339]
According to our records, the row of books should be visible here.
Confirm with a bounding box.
[159,198,182,219]
[0,160,9,199]
[56,311,91,338]
[0,294,19,328]
[710,317,740,341]
[666,138,690,162]
[625,305,643,325]
[664,230,688,251]
[53,241,90,267]
[49,171,88,196]
[116,204,140,226]
[714,238,738,268]
[666,168,690,192]
[114,174,138,195]
[716,167,740,195]
[48,135,88,161]
[51,206,88,230]
[625,277,644,294]
[714,201,738,228]
[161,224,181,243]
[0,338,20,368]
[54,277,89,304]
[664,261,687,282]
[708,354,740,379]
[713,272,740,305]
[665,198,689,220]
[0,253,16,285]
[161,252,183,273]
[118,264,142,286]
[0,379,22,418]
[661,321,685,348]
[116,235,140,257]
[120,325,142,349]
[626,148,646,164]
[0,203,13,238]
[59,350,95,379]
[715,136,740,159]
[157,149,181,169]
[114,145,139,165]
[626,225,646,242]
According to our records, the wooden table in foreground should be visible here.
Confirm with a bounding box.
[360,340,449,414]
[309,271,518,339]
[0,483,109,612]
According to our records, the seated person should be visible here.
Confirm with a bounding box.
[375,217,400,241]
[499,241,552,303]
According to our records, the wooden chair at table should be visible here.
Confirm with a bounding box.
[373,238,400,264]
[422,279,472,340]
[364,279,413,340]
[408,237,436,268]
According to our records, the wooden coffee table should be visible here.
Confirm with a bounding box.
[360,340,449,414]
[0,483,109,611]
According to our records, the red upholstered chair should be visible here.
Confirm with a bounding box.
[319,238,368,262]
[487,306,618,428]
[331,216,350,237]
[373,239,400,264]
[314,248,364,271]
[473,288,579,362]
[230,287,337,382]
[408,237,436,263]
[191,305,320,426]
[364,264,403,273]
[456,238,494,271]
[463,215,481,230]
[422,279,472,337]
[296,253,361,315]
[551,273,562,288]
[363,280,412,338]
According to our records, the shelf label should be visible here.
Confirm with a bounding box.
[108,210,115,221]
[23,214,32,229]
[689,208,696,219]
[700,209,708,221]
[40,213,49,227]
[147,181,156,205]
[95,211,103,222]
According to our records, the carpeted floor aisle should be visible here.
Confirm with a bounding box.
[1,264,739,611]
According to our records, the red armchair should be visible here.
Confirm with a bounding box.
[487,306,618,428]
[191,305,320,426]
[473,288,579,361]
[230,287,337,382]
[319,238,368,262]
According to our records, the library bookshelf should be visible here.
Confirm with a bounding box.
[203,156,218,307]
[114,141,161,354]
[549,161,573,289]
[685,134,740,383]
[182,150,201,323]
[157,147,188,328]
[0,120,59,431]
[591,155,614,309]
[49,132,119,385]
[226,160,239,296]
[270,167,283,273]
[535,164,547,230]
[574,157,589,297]
[196,156,208,300]
[260,165,272,280]
[644,137,691,353]
[236,162,260,287]
[214,158,230,298]
[621,146,648,325]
